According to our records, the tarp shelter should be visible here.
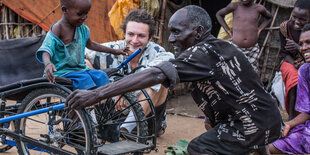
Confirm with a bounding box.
[1,0,119,43]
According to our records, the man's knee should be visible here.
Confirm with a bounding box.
[187,145,212,155]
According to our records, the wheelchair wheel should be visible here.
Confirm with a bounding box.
[15,87,96,154]
[91,93,148,150]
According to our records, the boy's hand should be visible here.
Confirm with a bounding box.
[112,47,129,56]
[44,63,57,83]
[285,39,299,52]
[257,29,262,37]
[294,59,304,69]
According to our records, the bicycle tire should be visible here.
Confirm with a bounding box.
[91,92,148,153]
[15,87,96,154]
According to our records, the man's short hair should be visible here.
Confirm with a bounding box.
[121,9,155,38]
[295,0,310,12]
[60,0,74,8]
[183,5,212,35]
[302,23,310,33]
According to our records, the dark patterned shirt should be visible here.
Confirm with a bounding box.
[156,36,283,148]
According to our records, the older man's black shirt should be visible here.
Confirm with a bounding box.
[156,36,283,148]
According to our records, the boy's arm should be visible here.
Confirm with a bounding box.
[86,38,128,55]
[42,52,56,83]
[216,3,236,38]
[257,5,272,36]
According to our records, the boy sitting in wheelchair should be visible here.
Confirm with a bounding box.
[36,0,129,143]
[36,0,127,90]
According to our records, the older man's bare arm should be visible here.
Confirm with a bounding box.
[66,67,167,109]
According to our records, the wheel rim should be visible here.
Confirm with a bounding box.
[92,93,148,144]
[18,93,90,154]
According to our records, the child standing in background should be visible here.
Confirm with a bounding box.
[216,0,272,72]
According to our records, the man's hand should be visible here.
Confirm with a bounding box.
[281,122,291,137]
[294,59,304,69]
[114,96,129,111]
[204,122,212,131]
[45,63,56,83]
[285,39,299,52]
[65,89,99,110]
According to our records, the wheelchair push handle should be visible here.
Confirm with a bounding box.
[117,48,142,69]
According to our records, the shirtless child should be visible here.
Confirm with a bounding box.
[216,0,272,72]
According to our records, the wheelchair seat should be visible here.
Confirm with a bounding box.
[0,77,72,101]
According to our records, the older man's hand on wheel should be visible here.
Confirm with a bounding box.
[65,89,100,110]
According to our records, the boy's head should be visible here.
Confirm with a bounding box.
[240,0,254,6]
[60,0,91,27]
[291,0,310,30]
[121,9,155,39]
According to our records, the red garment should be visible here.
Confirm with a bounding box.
[280,60,298,113]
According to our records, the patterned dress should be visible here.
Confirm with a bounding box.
[273,63,310,154]
[155,35,283,154]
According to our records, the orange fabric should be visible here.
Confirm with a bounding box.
[108,0,140,39]
[2,0,118,43]
[280,60,298,112]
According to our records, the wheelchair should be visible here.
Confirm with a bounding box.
[0,71,158,155]
[0,36,158,154]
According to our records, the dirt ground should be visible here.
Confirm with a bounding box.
[3,93,288,155]
[2,93,205,155]
[151,94,205,155]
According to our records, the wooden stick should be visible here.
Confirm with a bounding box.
[3,6,9,39]
[265,26,280,30]
[259,5,279,81]
[266,48,281,90]
[27,4,60,36]
[8,9,14,38]
[0,23,36,26]
[158,0,167,45]
[258,5,279,59]
[17,15,22,38]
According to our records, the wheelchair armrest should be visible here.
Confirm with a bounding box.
[103,68,120,77]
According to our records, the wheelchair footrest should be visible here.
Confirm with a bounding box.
[97,140,151,155]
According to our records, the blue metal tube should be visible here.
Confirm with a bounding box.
[117,48,142,69]
[0,104,65,123]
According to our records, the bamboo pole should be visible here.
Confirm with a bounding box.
[259,5,279,81]
[3,6,9,39]
[158,0,167,45]
[8,9,14,38]
[266,48,281,90]
[27,4,60,36]
[17,15,22,38]
[258,5,279,58]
